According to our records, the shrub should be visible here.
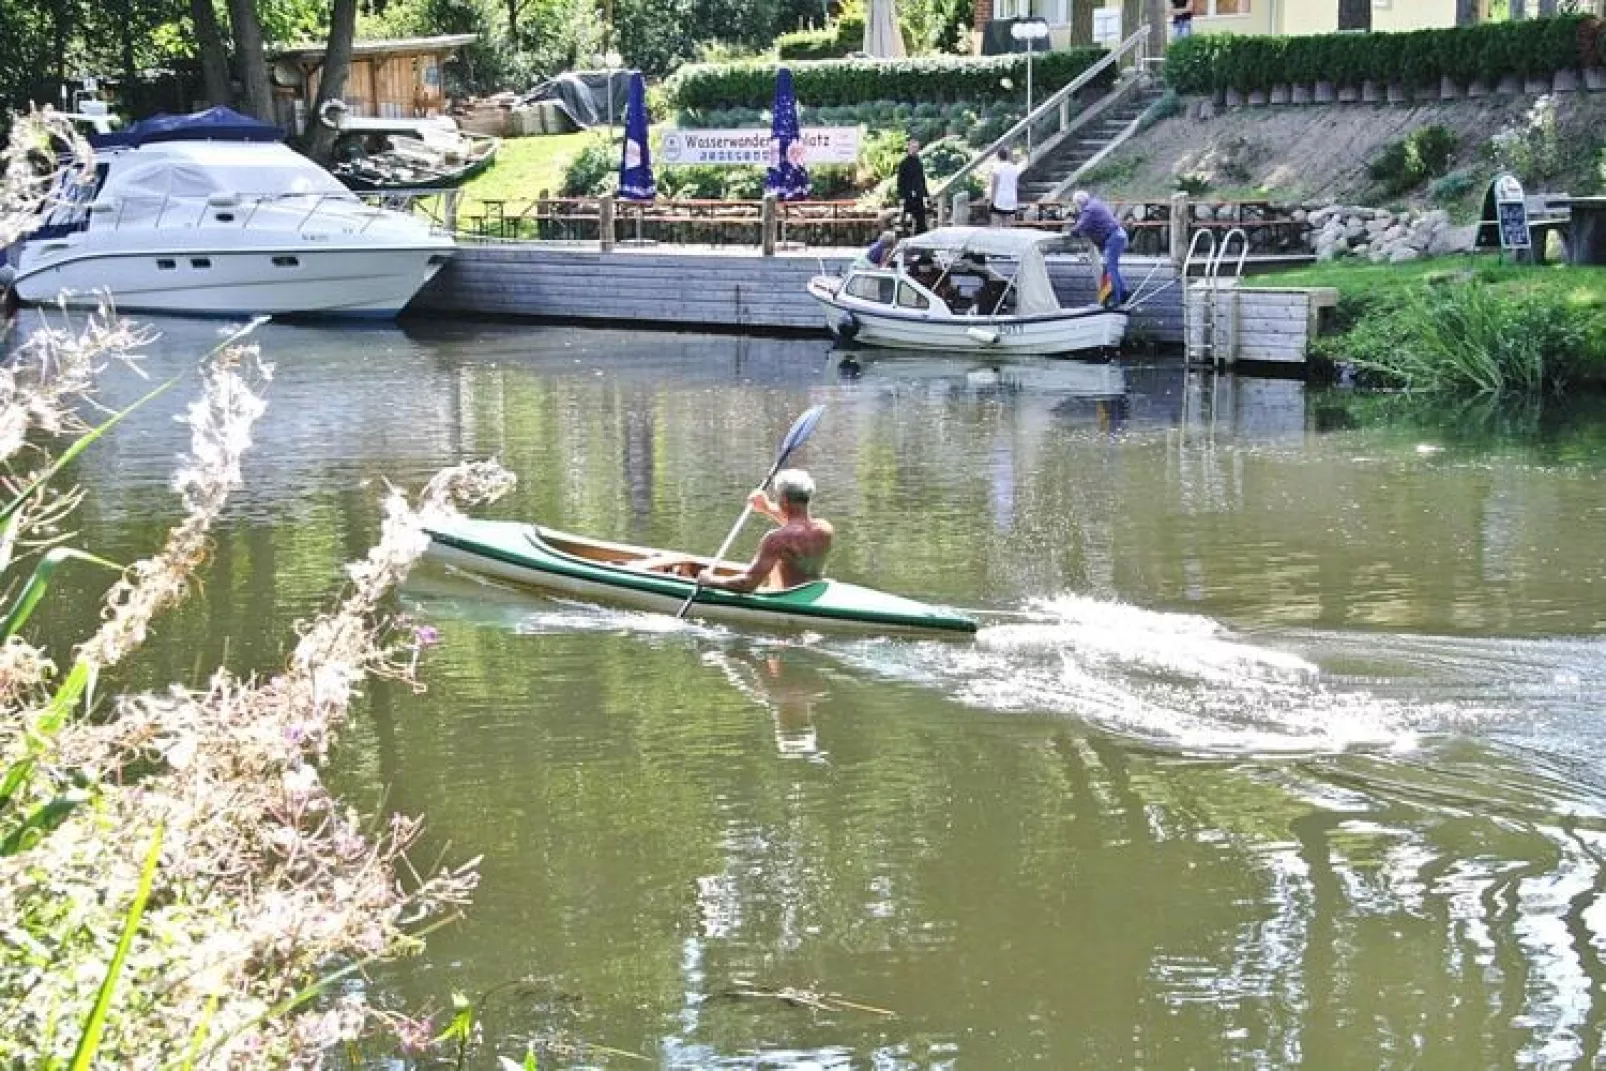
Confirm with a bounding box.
[561,134,617,196]
[1428,166,1478,205]
[663,48,1109,111]
[1156,18,1593,98]
[1490,94,1562,185]
[1163,34,1217,94]
[1332,281,1590,395]
[1136,90,1182,133]
[1175,171,1210,196]
[1368,125,1455,194]
[776,11,866,61]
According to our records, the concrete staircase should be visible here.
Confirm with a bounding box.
[1018,84,1167,204]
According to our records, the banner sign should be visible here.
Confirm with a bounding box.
[658,127,861,166]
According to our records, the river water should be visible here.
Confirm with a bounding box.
[15,314,1606,1067]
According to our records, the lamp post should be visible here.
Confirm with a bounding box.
[1009,18,1050,157]
[596,50,624,137]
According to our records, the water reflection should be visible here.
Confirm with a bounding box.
[9,314,1606,1066]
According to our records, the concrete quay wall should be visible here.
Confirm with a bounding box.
[410,243,1186,345]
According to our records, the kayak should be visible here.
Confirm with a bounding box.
[423,517,978,636]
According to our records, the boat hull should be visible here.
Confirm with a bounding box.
[13,244,451,317]
[425,518,978,636]
[809,278,1126,356]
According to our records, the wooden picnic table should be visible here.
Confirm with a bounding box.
[1555,197,1606,266]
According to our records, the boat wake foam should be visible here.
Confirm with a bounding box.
[821,594,1483,756]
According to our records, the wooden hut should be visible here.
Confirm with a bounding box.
[267,34,477,133]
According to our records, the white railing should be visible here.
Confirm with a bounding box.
[64,188,461,237]
[934,25,1150,224]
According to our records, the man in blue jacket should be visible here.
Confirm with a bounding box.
[1070,189,1128,308]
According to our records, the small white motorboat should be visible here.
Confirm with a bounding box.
[807,226,1127,357]
[7,107,453,319]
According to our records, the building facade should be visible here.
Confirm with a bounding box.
[976,0,1604,50]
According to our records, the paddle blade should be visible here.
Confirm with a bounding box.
[776,404,825,469]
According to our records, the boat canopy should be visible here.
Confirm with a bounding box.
[901,226,1064,316]
[90,106,282,149]
[96,141,351,204]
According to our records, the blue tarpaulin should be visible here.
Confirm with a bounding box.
[617,72,655,201]
[90,106,281,149]
[765,67,810,201]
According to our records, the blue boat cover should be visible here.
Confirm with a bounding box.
[90,106,281,149]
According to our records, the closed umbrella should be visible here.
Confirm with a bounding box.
[765,67,810,201]
[617,71,655,201]
[864,0,906,58]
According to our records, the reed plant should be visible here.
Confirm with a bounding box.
[0,111,516,1065]
[1329,277,1589,395]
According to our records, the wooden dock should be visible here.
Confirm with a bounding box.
[410,243,1187,344]
[1184,281,1339,365]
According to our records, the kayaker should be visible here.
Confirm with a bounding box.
[697,469,833,593]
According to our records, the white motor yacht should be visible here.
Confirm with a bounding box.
[807,226,1127,357]
[7,107,454,318]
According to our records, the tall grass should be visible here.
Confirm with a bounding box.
[0,111,517,1064]
[1326,277,1591,395]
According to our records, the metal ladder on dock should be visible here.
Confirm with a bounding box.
[1182,228,1249,366]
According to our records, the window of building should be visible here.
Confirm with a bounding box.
[1206,0,1250,14]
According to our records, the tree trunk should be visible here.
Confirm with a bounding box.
[506,0,520,43]
[190,0,233,107]
[1337,0,1371,31]
[50,0,76,104]
[303,0,358,162]
[226,0,274,123]
[118,0,138,102]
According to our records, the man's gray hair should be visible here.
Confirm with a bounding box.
[773,468,815,504]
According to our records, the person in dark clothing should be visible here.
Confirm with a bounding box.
[896,138,929,236]
[1170,0,1194,39]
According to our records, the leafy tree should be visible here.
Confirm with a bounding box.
[304,0,358,159]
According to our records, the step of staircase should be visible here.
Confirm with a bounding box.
[1015,87,1168,201]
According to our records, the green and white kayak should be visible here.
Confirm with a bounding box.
[424,517,978,636]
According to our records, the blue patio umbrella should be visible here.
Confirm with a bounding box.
[765,67,811,201]
[617,71,655,201]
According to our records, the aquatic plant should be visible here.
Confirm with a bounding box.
[0,112,518,1064]
[1328,277,1588,395]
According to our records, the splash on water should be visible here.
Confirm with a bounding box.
[826,593,1446,755]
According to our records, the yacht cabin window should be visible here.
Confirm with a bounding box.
[845,273,895,304]
[896,283,930,310]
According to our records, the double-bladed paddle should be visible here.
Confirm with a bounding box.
[675,404,825,620]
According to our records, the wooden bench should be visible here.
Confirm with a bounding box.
[1526,195,1571,264]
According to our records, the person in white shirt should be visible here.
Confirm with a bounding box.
[989,147,1021,227]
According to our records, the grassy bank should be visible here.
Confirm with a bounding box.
[459,131,593,207]
[1250,257,1606,394]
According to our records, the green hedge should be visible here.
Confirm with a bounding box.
[665,48,1110,111]
[776,14,866,61]
[1167,14,1599,95]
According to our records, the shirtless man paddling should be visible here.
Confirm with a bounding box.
[697,469,833,593]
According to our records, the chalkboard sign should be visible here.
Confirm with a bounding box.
[1497,199,1531,250]
[1478,172,1530,252]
